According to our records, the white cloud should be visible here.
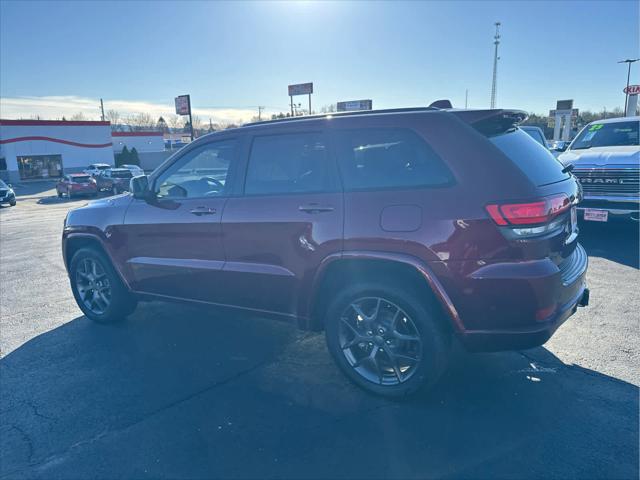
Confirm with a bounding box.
[0,95,268,124]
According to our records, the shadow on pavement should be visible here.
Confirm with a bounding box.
[36,195,99,205]
[579,220,639,269]
[11,181,58,199]
[1,302,637,479]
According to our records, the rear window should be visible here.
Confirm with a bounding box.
[96,165,109,170]
[111,170,133,178]
[71,175,91,183]
[334,128,453,191]
[490,128,569,186]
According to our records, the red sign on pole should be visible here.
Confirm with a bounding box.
[175,95,191,115]
[623,85,640,95]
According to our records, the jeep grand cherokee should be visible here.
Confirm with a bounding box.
[62,107,589,397]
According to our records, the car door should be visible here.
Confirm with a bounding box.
[220,129,343,318]
[120,137,241,303]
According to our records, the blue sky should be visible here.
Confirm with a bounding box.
[1,0,638,122]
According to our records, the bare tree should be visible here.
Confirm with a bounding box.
[166,114,185,132]
[106,110,122,130]
[190,115,202,130]
[70,112,88,121]
[124,112,155,131]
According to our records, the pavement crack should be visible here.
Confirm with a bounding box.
[1,359,272,478]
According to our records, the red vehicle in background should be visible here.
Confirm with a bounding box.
[56,173,97,199]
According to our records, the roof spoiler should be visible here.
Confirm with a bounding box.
[452,109,528,136]
[429,99,453,109]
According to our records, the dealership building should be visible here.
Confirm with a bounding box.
[0,120,169,183]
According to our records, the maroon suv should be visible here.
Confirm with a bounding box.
[62,107,589,396]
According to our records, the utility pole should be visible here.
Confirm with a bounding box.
[258,106,264,121]
[618,58,639,113]
[490,22,501,109]
[100,98,105,121]
[465,89,469,109]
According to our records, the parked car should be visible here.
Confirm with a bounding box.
[548,140,571,158]
[521,125,549,148]
[95,168,134,194]
[0,179,16,207]
[84,163,111,177]
[62,106,589,397]
[56,173,97,199]
[559,116,639,222]
[120,164,144,177]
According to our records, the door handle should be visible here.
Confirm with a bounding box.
[190,206,217,216]
[298,203,335,214]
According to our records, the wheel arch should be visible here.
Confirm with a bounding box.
[63,232,132,290]
[303,251,462,333]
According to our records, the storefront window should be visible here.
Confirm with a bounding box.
[17,155,64,179]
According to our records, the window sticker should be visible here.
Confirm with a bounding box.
[588,124,604,132]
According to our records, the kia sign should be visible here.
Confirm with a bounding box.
[288,83,313,96]
[175,95,191,115]
[337,100,373,112]
[624,84,640,95]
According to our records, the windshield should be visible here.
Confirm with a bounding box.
[111,170,133,178]
[571,121,639,149]
[96,165,109,170]
[0,180,8,189]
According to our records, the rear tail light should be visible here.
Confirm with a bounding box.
[486,194,570,227]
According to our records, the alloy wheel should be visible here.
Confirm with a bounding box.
[339,297,423,386]
[75,257,112,315]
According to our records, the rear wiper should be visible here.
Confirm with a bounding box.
[562,164,574,174]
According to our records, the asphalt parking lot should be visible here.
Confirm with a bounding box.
[1,183,638,480]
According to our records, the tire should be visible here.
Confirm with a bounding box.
[9,199,16,207]
[325,282,450,398]
[57,190,63,198]
[69,247,137,323]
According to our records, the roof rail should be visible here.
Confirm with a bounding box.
[243,106,441,127]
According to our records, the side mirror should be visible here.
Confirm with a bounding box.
[130,175,150,199]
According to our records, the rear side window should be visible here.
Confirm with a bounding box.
[333,128,453,191]
[245,132,330,195]
[490,128,569,186]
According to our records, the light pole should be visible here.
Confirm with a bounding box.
[490,22,501,109]
[618,58,639,113]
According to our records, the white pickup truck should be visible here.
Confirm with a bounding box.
[559,116,639,222]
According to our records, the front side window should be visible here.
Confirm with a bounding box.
[570,121,639,149]
[245,132,330,195]
[333,128,453,191]
[156,139,236,198]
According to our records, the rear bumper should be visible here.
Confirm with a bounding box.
[578,196,640,221]
[445,244,589,352]
[459,283,589,351]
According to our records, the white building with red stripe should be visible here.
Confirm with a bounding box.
[112,131,165,154]
[0,120,114,183]
[0,120,169,183]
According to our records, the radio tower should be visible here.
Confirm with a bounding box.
[490,22,501,109]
